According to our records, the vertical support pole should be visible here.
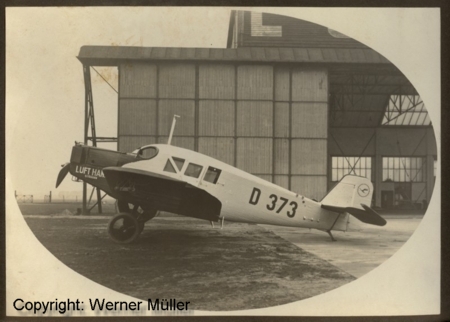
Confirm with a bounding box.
[235,11,240,48]
[194,64,199,152]
[83,65,89,215]
[117,65,121,152]
[272,65,276,185]
[82,182,88,214]
[83,65,102,214]
[375,128,382,208]
[233,64,238,168]
[155,64,160,144]
[325,67,330,196]
[288,67,292,190]
[49,191,52,203]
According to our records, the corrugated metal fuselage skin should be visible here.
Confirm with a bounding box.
[123,144,347,232]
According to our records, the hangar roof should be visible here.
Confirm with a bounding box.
[78,45,416,96]
[78,46,423,128]
[78,45,391,65]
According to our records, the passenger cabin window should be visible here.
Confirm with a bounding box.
[204,167,222,184]
[173,157,185,172]
[163,159,176,173]
[184,163,203,178]
[137,147,158,160]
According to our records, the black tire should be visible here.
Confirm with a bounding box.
[107,213,140,244]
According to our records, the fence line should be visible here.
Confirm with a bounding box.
[15,195,34,203]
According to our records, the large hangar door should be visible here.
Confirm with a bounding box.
[118,62,196,151]
[235,65,274,183]
[198,64,236,166]
[157,63,196,149]
[118,63,158,150]
[118,62,328,201]
[290,68,328,201]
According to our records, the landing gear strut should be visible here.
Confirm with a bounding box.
[108,201,158,243]
[326,230,337,242]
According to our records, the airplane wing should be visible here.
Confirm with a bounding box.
[103,167,222,222]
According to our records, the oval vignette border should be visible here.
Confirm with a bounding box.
[5,7,440,316]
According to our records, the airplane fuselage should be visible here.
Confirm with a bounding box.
[121,144,348,232]
[60,142,384,243]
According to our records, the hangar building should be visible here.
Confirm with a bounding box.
[77,10,437,210]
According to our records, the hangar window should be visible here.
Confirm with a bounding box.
[332,157,372,182]
[203,167,222,184]
[382,157,426,182]
[163,159,176,173]
[172,157,185,171]
[185,163,203,178]
[382,95,431,126]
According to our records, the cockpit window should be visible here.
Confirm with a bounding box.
[163,159,176,173]
[184,163,203,178]
[173,157,185,172]
[204,167,222,184]
[137,146,158,160]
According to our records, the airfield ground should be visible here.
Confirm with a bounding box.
[19,203,422,311]
[262,213,423,278]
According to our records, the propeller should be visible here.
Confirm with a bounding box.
[56,162,70,188]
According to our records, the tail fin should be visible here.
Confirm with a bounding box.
[321,175,386,226]
[322,175,373,209]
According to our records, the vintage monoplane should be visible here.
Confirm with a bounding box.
[56,116,386,244]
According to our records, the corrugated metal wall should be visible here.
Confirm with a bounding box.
[289,69,328,199]
[118,62,328,200]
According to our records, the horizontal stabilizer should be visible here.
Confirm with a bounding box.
[322,203,386,226]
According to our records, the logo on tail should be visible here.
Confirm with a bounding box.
[357,184,370,197]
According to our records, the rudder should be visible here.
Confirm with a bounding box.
[321,175,373,209]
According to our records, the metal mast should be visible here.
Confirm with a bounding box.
[82,65,102,214]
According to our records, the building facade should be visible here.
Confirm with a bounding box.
[78,11,437,208]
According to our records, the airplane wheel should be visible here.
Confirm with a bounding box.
[108,213,141,244]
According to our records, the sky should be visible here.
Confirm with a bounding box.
[6,7,231,199]
[6,7,440,200]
